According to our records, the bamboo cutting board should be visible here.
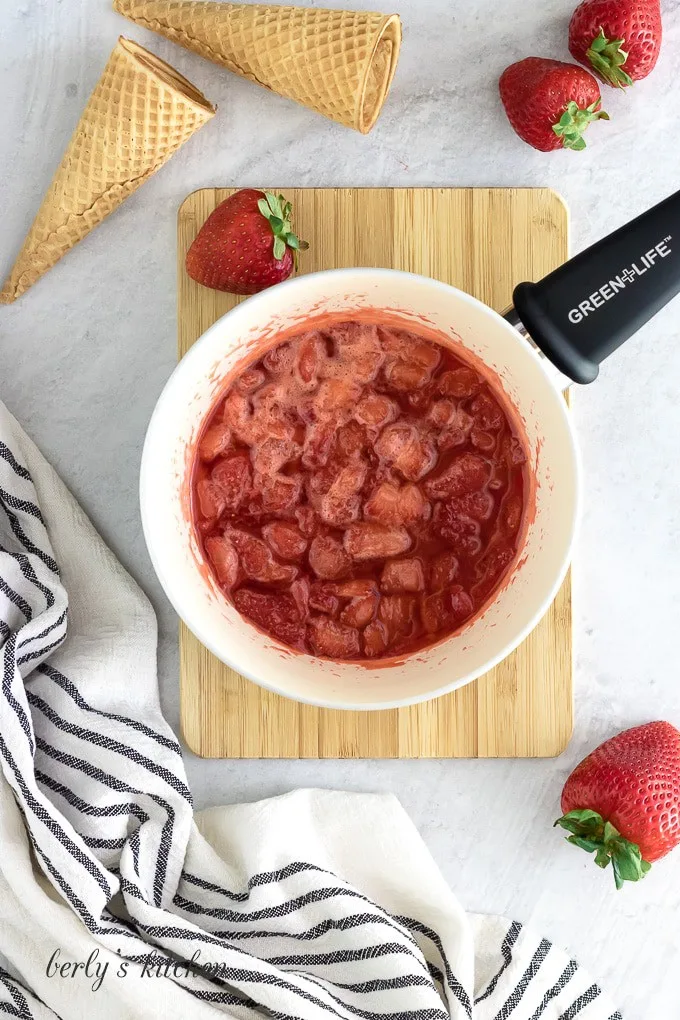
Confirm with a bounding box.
[178,187,572,759]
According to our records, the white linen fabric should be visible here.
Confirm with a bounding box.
[0,398,621,1020]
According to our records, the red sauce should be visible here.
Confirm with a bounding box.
[190,321,529,661]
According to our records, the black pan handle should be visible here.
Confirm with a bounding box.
[508,188,680,384]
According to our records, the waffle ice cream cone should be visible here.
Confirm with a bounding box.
[113,1,401,133]
[1,37,215,304]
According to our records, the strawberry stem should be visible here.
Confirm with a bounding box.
[587,28,634,89]
[555,809,652,889]
[258,192,309,264]
[552,99,609,151]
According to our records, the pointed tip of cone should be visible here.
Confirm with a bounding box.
[0,287,17,305]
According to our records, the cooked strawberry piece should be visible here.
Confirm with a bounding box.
[364,481,430,528]
[447,490,495,522]
[249,384,296,442]
[500,434,528,465]
[363,620,390,658]
[295,505,320,537]
[344,523,411,561]
[379,328,441,370]
[436,407,474,451]
[211,453,252,511]
[263,342,294,375]
[236,367,265,393]
[309,535,351,580]
[355,393,398,430]
[432,503,483,559]
[309,582,340,616]
[470,428,496,453]
[320,462,367,527]
[381,558,425,594]
[378,595,418,643]
[375,423,437,482]
[196,479,226,521]
[294,331,325,388]
[262,521,307,561]
[205,535,239,588]
[473,543,515,602]
[333,579,378,598]
[290,577,310,619]
[424,452,491,500]
[335,421,367,459]
[223,391,256,444]
[428,400,456,428]
[471,391,504,430]
[308,616,361,659]
[438,367,481,398]
[199,423,233,462]
[225,528,297,585]
[385,359,434,391]
[261,474,302,514]
[430,551,460,591]
[501,495,523,533]
[421,586,474,634]
[314,377,363,419]
[330,322,384,382]
[340,593,379,629]
[234,589,304,649]
[302,422,336,470]
[251,437,299,477]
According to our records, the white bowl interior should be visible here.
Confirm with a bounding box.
[140,269,579,709]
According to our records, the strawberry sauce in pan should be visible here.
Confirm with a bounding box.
[190,321,530,661]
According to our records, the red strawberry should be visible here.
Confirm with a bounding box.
[569,0,662,88]
[556,721,680,888]
[186,189,308,296]
[499,58,609,152]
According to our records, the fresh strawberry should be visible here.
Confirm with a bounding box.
[186,189,308,296]
[556,721,680,888]
[569,0,662,88]
[499,57,609,151]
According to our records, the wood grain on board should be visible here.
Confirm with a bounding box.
[178,187,572,759]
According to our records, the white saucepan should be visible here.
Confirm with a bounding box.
[140,189,680,710]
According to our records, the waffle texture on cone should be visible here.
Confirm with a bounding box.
[113,1,401,132]
[1,37,215,304]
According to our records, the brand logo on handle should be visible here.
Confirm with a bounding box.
[567,237,672,324]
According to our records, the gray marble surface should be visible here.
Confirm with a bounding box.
[2,1,680,1016]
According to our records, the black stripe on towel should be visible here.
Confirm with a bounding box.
[36,737,175,906]
[4,635,35,752]
[28,694,191,802]
[37,662,182,756]
[0,733,112,899]
[17,608,67,649]
[475,921,522,1004]
[493,938,551,1019]
[0,441,32,481]
[558,985,602,1020]
[0,488,45,525]
[0,500,59,575]
[528,961,578,1020]
[0,575,32,622]
[395,915,472,1019]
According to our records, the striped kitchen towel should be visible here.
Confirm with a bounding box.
[0,397,621,1020]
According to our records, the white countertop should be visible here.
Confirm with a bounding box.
[2,2,679,1016]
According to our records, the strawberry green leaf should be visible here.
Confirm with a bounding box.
[586,28,634,88]
[257,191,309,264]
[552,99,608,151]
[555,809,652,889]
[265,192,284,219]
